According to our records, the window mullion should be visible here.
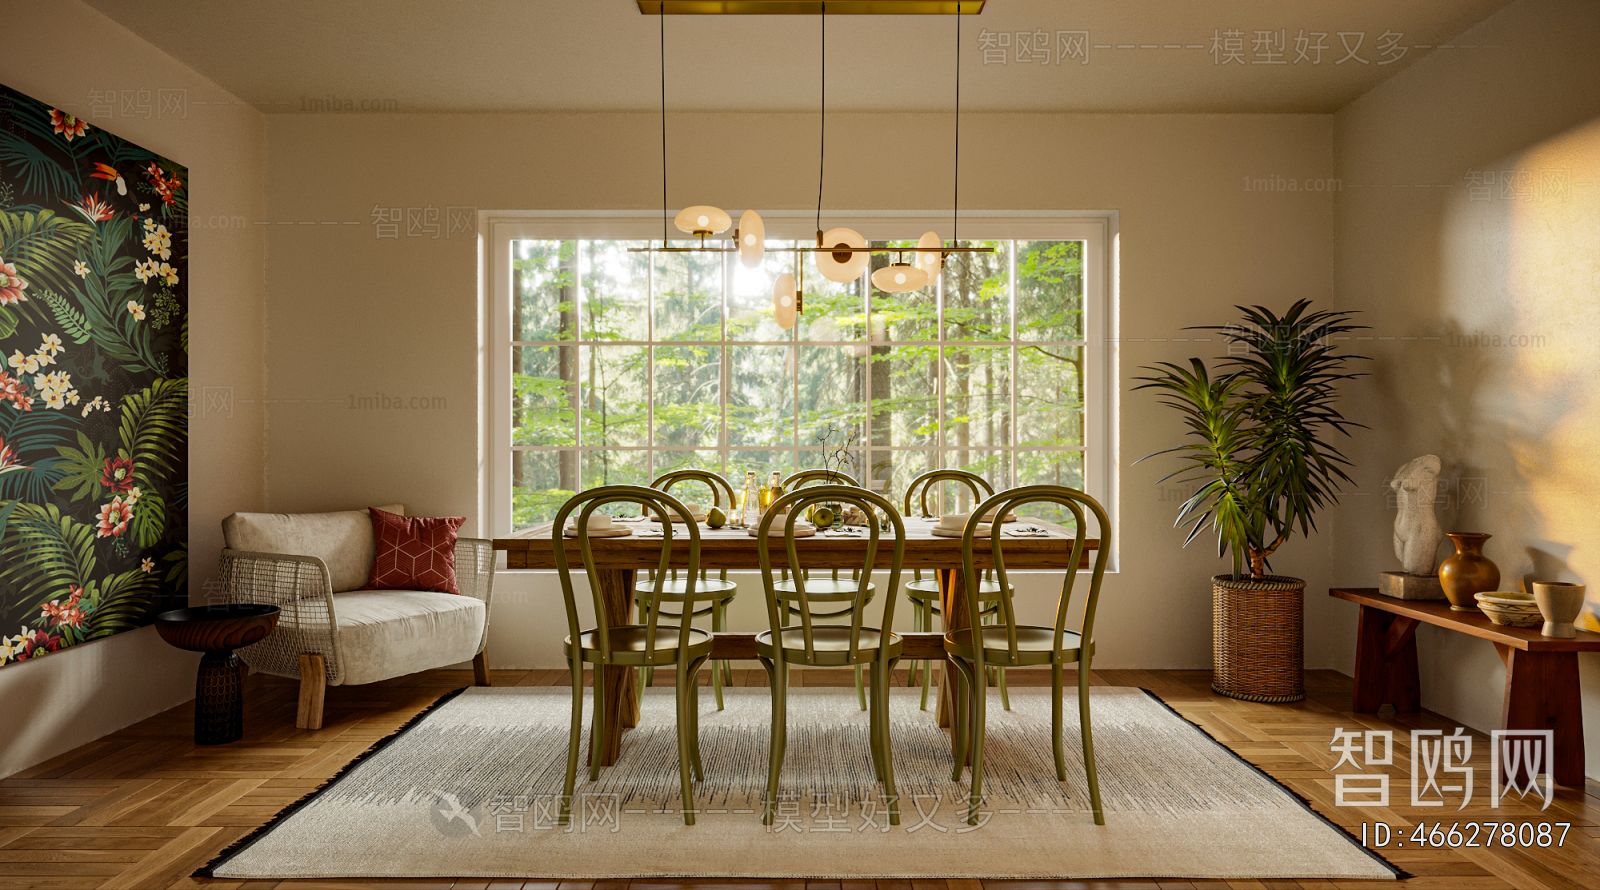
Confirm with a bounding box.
[647,242,656,478]
[1009,239,1019,490]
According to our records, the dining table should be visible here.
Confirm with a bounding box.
[493,513,1097,768]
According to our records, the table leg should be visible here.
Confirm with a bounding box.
[1496,645,1585,787]
[587,568,638,769]
[935,568,974,766]
[1351,605,1420,714]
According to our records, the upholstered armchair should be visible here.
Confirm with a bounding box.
[218,505,495,729]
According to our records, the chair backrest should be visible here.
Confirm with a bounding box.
[552,485,700,664]
[649,469,735,583]
[782,468,861,490]
[903,469,993,518]
[903,470,994,583]
[651,469,736,510]
[960,485,1111,668]
[757,485,904,667]
[776,469,861,588]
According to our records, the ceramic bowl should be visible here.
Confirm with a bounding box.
[1475,592,1543,627]
[1475,591,1539,610]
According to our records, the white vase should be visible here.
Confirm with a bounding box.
[1531,581,1586,639]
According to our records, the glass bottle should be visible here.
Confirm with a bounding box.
[740,471,760,528]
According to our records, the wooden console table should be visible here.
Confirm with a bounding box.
[1330,587,1600,786]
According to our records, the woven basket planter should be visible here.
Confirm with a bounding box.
[1211,574,1306,703]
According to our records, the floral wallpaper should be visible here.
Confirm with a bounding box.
[0,82,188,668]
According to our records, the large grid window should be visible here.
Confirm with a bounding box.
[502,230,1096,532]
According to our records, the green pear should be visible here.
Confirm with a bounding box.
[706,506,727,528]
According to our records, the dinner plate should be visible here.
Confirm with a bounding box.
[562,527,633,538]
[931,524,992,538]
[746,522,817,538]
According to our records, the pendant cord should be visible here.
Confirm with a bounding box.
[660,3,668,245]
[953,4,960,246]
[816,1,826,238]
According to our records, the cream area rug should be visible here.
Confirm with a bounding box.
[201,686,1399,881]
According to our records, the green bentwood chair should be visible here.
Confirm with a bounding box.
[636,470,739,709]
[554,486,713,826]
[946,485,1112,826]
[755,485,906,826]
[901,469,1013,711]
[775,468,870,709]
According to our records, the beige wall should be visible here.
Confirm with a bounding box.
[1330,0,1600,778]
[263,110,1338,670]
[0,0,266,778]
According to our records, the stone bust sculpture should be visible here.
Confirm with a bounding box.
[1391,454,1443,575]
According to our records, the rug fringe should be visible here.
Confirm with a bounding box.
[192,685,470,878]
[1136,687,1411,881]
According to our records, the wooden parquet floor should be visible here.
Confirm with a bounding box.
[1,666,1595,890]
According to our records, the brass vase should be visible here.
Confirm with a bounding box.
[1438,532,1500,612]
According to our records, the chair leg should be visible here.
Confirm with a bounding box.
[472,650,491,687]
[1051,662,1067,780]
[907,603,923,688]
[712,599,728,711]
[867,661,885,782]
[967,660,988,826]
[920,605,935,710]
[675,658,698,826]
[875,657,901,827]
[560,655,584,826]
[296,654,325,730]
[998,666,1010,711]
[948,657,974,781]
[638,603,654,690]
[1079,660,1105,825]
[854,664,867,711]
[687,655,706,781]
[760,656,788,826]
[588,661,608,783]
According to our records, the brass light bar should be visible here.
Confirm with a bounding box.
[638,1,984,14]
[627,245,995,253]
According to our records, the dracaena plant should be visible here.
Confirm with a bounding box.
[1137,300,1367,580]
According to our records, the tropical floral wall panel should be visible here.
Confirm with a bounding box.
[0,82,188,668]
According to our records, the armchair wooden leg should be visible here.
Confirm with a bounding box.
[473,650,492,687]
[297,654,326,731]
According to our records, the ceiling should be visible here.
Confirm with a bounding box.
[82,0,1514,114]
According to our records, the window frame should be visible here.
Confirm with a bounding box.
[484,211,1116,555]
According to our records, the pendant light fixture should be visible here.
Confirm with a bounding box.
[810,4,869,285]
[773,271,800,330]
[657,5,757,253]
[638,0,991,306]
[738,208,765,267]
[871,259,930,293]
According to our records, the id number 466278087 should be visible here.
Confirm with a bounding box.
[1363,821,1570,849]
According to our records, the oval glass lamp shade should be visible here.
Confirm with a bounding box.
[916,230,944,276]
[815,227,870,283]
[871,262,929,293]
[674,205,732,236]
[737,209,765,268]
[773,272,798,330]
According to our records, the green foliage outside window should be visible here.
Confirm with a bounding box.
[510,238,1088,530]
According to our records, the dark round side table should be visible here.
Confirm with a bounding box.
[155,604,281,745]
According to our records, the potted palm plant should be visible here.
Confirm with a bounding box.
[1138,300,1366,703]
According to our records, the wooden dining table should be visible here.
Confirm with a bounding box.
[493,515,1096,767]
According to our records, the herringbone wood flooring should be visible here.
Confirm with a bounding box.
[2,666,1595,890]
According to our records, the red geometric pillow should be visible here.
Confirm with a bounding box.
[365,507,466,594]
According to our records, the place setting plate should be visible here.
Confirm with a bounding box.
[562,526,634,538]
